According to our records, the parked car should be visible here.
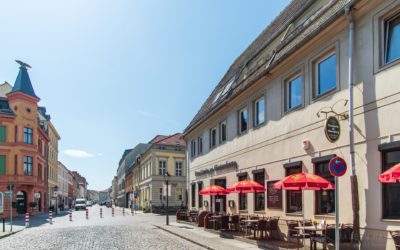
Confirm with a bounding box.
[75,198,87,210]
[86,200,93,207]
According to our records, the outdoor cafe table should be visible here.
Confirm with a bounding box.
[242,219,259,238]
[294,225,326,250]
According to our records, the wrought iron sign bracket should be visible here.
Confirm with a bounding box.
[316,99,349,121]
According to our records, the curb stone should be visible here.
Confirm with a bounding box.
[0,228,25,240]
[153,225,214,250]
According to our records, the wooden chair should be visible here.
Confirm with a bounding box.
[229,215,240,231]
[286,220,301,249]
[390,231,400,250]
[310,224,335,250]
[340,224,353,243]
[197,211,208,227]
[267,216,280,240]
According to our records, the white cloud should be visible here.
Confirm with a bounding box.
[63,149,95,158]
[138,110,154,117]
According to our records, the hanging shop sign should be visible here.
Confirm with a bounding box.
[203,200,209,207]
[329,156,347,177]
[267,181,282,209]
[325,116,341,143]
[195,161,238,177]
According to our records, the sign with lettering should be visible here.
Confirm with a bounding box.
[195,161,238,177]
[0,192,3,214]
[325,116,340,143]
[267,181,282,209]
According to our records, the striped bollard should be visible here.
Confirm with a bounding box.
[49,210,53,225]
[112,207,114,217]
[25,213,29,227]
[100,208,103,218]
[69,209,72,222]
[123,208,125,216]
[86,208,89,220]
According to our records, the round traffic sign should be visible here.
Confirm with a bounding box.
[329,156,347,177]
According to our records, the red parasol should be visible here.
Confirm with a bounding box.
[378,163,400,183]
[199,185,228,195]
[272,173,334,190]
[227,180,265,193]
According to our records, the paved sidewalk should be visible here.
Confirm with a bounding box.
[153,221,265,250]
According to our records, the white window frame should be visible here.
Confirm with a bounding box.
[254,96,265,127]
[159,160,166,176]
[209,127,217,149]
[197,136,203,154]
[219,120,227,143]
[175,161,183,176]
[312,50,338,99]
[383,12,400,65]
[284,72,303,112]
[238,107,248,134]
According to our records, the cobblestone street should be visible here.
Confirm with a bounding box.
[0,205,205,250]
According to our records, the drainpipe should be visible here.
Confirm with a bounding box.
[345,4,360,249]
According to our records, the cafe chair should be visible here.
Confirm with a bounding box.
[340,224,353,243]
[267,216,280,240]
[229,215,240,231]
[286,220,302,250]
[390,231,400,250]
[253,219,268,239]
[310,224,335,250]
[218,215,230,231]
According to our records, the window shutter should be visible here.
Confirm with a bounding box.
[0,126,6,142]
[0,155,6,175]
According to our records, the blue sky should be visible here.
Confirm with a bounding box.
[0,0,290,190]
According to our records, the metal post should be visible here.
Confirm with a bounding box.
[335,176,339,250]
[166,179,169,226]
[2,218,5,232]
[49,210,53,225]
[10,191,12,232]
[25,213,29,227]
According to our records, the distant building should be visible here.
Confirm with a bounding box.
[57,162,69,209]
[98,189,110,204]
[132,133,186,211]
[111,176,117,205]
[117,149,132,207]
[71,171,88,199]
[87,190,99,202]
[67,171,74,207]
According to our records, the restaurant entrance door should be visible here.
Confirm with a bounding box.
[214,179,226,213]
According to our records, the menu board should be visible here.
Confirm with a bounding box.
[267,181,282,209]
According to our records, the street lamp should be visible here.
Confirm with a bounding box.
[163,171,171,226]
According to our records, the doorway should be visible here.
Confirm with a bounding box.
[16,191,27,214]
[214,179,227,213]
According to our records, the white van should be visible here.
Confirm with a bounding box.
[75,198,87,210]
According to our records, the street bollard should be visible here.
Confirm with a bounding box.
[112,207,114,217]
[100,208,103,218]
[123,208,125,216]
[3,218,5,232]
[25,213,29,227]
[69,209,72,222]
[86,208,89,220]
[49,210,53,225]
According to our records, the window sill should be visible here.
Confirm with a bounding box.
[312,87,338,103]
[381,218,400,223]
[285,212,303,217]
[284,104,304,116]
[376,57,400,74]
[253,121,266,130]
[239,210,248,214]
[314,214,335,219]
[254,210,265,214]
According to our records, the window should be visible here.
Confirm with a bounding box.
[23,127,33,144]
[190,140,196,158]
[286,166,302,213]
[14,155,17,175]
[159,188,164,201]
[238,107,248,134]
[38,139,43,154]
[254,97,265,126]
[0,126,6,142]
[198,182,203,208]
[382,149,400,219]
[175,161,182,176]
[175,188,183,201]
[24,156,33,176]
[197,136,203,154]
[14,126,18,143]
[315,161,335,214]
[209,127,217,148]
[384,14,400,64]
[38,164,42,180]
[159,160,166,176]
[285,74,302,111]
[254,172,265,211]
[0,156,5,175]
[191,183,196,207]
[219,120,227,143]
[238,175,247,210]
[314,53,337,97]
